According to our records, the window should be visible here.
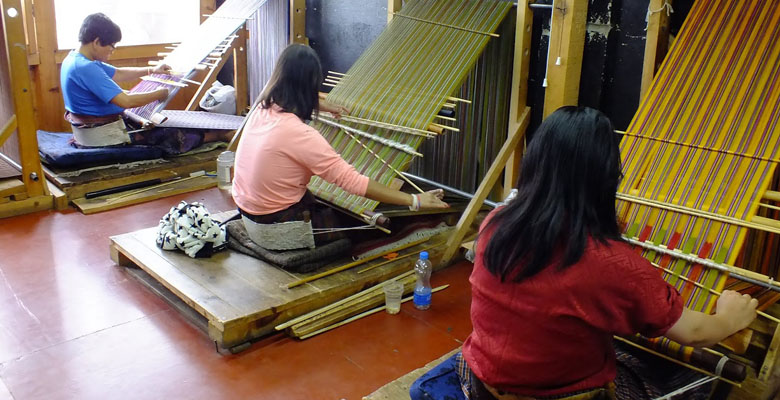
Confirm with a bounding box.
[54,0,200,50]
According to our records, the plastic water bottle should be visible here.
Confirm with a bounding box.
[414,251,432,310]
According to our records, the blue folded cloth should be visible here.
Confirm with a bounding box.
[37,130,164,169]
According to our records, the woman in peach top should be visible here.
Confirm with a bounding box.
[233,44,448,245]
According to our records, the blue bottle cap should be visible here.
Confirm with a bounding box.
[420,251,429,260]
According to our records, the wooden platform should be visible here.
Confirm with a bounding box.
[44,147,222,213]
[110,211,460,352]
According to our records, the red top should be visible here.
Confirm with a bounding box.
[462,212,683,397]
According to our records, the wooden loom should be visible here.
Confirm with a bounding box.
[0,0,54,218]
[110,0,521,353]
[37,0,257,213]
[610,0,780,386]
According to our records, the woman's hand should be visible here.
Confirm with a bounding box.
[319,99,350,119]
[151,63,172,75]
[715,290,758,332]
[414,189,449,210]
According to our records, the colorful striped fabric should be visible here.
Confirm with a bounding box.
[619,0,780,362]
[308,0,512,218]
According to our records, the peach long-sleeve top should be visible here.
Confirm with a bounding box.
[232,105,369,215]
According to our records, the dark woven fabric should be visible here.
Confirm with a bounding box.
[613,341,713,400]
[239,190,351,245]
[128,126,204,156]
[225,220,351,273]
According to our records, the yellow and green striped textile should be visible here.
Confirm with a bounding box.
[619,0,780,361]
[307,0,512,217]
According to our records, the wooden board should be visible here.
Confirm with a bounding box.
[110,211,460,351]
[73,175,217,214]
[363,348,460,400]
[43,148,222,202]
[0,178,25,198]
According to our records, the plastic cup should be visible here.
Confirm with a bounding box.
[216,151,235,190]
[383,281,404,314]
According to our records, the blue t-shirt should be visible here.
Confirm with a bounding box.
[60,51,125,116]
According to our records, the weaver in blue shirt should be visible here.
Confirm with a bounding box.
[60,13,232,153]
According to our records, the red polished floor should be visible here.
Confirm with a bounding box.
[0,188,473,400]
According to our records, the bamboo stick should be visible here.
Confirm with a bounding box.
[286,237,432,289]
[317,115,423,156]
[617,192,780,235]
[140,76,187,88]
[275,270,415,330]
[625,237,780,291]
[764,190,780,202]
[391,13,500,37]
[358,242,445,274]
[336,128,424,193]
[649,262,780,324]
[759,203,780,212]
[325,74,471,104]
[435,115,457,122]
[336,115,438,138]
[297,285,450,340]
[429,122,459,133]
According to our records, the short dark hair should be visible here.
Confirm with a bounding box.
[78,13,121,46]
[482,106,622,282]
[259,44,322,121]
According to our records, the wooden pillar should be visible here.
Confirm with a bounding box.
[542,0,588,118]
[2,0,45,197]
[640,0,672,100]
[28,0,67,132]
[233,26,249,115]
[442,2,535,265]
[201,0,217,23]
[290,0,307,45]
[387,0,402,23]
[502,1,534,196]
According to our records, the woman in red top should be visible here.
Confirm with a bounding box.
[461,106,758,399]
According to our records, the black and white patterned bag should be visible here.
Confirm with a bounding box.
[156,201,228,258]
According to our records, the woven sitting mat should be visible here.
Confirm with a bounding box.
[225,220,351,273]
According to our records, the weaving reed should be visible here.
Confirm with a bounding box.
[308,0,513,217]
[619,0,780,370]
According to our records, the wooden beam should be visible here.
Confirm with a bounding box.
[387,0,403,23]
[2,0,47,198]
[53,43,178,64]
[441,107,531,265]
[290,0,308,45]
[503,0,534,197]
[640,0,672,99]
[200,0,217,24]
[0,114,16,147]
[233,27,249,115]
[542,0,588,118]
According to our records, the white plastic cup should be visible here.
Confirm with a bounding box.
[216,151,235,190]
[383,281,404,314]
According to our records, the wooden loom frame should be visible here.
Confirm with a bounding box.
[0,0,54,218]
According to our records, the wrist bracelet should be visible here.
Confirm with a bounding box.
[409,194,420,211]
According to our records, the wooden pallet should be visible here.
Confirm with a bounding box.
[110,211,458,353]
[43,147,223,212]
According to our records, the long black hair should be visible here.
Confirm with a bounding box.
[483,106,623,282]
[79,13,121,46]
[259,44,322,121]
